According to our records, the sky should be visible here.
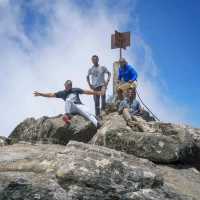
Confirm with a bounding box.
[0,0,199,136]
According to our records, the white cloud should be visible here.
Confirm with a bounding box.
[0,0,188,136]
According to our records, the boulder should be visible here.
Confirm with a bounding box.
[9,115,97,145]
[0,141,194,200]
[157,164,200,200]
[91,112,198,164]
[0,136,10,146]
[182,125,200,153]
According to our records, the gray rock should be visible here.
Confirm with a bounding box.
[0,172,67,200]
[91,113,198,164]
[157,164,200,200]
[182,125,200,155]
[0,136,10,146]
[9,115,97,145]
[0,141,194,200]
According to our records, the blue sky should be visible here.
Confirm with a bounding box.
[0,0,199,135]
[135,0,200,126]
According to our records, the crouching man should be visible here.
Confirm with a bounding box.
[118,87,144,130]
[117,58,138,100]
[33,80,105,128]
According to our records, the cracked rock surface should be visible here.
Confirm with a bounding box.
[0,141,195,200]
[91,113,200,164]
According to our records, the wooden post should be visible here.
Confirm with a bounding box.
[120,48,122,60]
[113,61,120,97]
[111,31,131,97]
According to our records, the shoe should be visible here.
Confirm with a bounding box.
[96,115,102,121]
[96,121,102,129]
[62,114,71,124]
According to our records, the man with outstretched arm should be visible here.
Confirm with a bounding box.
[33,80,105,128]
[87,55,111,119]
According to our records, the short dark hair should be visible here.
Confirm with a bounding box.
[92,55,99,59]
[119,58,127,64]
[64,80,72,86]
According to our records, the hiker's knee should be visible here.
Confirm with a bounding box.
[65,99,73,105]
[122,108,129,114]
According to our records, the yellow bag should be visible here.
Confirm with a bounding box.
[117,82,137,92]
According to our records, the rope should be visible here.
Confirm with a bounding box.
[136,88,160,121]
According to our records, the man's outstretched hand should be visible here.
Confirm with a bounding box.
[33,91,41,96]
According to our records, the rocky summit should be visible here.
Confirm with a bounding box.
[91,112,200,164]
[1,111,200,199]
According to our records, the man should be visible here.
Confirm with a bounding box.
[87,55,111,118]
[117,58,138,100]
[118,87,143,128]
[33,80,105,128]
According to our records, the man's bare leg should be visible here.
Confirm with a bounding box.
[122,108,132,123]
[123,109,144,131]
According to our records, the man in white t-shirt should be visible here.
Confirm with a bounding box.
[87,55,111,119]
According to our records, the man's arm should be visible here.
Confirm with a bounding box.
[130,67,138,81]
[105,71,111,87]
[132,101,142,115]
[33,91,56,98]
[118,100,127,114]
[138,102,143,114]
[103,67,111,87]
[118,68,122,81]
[83,89,105,96]
[86,69,93,89]
[86,75,93,89]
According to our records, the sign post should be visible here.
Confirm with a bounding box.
[111,31,131,96]
[111,31,131,59]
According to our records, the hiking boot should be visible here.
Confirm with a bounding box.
[97,121,102,129]
[127,120,144,132]
[96,115,102,121]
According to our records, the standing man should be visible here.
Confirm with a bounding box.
[117,58,138,100]
[33,80,105,128]
[87,55,111,119]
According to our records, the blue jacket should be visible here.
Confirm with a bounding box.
[118,64,138,82]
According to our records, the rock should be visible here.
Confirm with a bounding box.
[182,125,200,154]
[0,141,194,200]
[91,112,198,164]
[0,136,10,146]
[157,164,200,200]
[0,173,67,200]
[9,115,97,145]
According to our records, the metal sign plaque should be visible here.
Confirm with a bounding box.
[111,31,131,49]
